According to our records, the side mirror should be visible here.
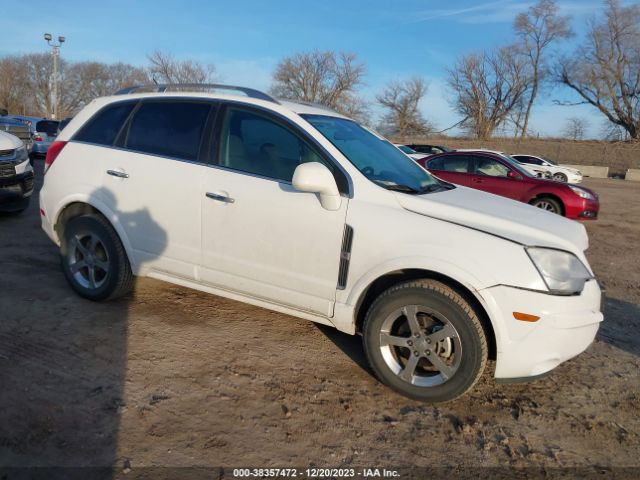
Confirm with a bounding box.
[292,162,341,211]
[507,170,522,180]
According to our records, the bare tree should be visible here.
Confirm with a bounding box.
[558,0,640,139]
[22,53,61,118]
[448,46,530,139]
[0,55,31,114]
[270,50,366,118]
[376,77,431,139]
[147,50,216,84]
[514,0,572,138]
[563,116,589,140]
[1,53,152,118]
[340,95,371,125]
[601,119,629,141]
[62,62,148,114]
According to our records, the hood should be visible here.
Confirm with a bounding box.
[394,185,588,252]
[0,130,23,150]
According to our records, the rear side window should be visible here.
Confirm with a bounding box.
[75,102,135,146]
[126,101,211,161]
[428,155,471,173]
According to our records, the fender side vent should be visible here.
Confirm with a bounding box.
[337,225,354,290]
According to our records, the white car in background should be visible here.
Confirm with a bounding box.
[0,130,35,213]
[511,154,583,183]
[394,144,427,161]
[39,84,602,402]
[455,149,552,179]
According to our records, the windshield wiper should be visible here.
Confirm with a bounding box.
[418,183,455,194]
[372,180,420,193]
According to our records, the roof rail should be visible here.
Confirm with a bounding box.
[114,83,279,104]
[283,99,338,114]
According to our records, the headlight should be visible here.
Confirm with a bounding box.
[14,145,29,163]
[568,185,595,200]
[526,247,593,295]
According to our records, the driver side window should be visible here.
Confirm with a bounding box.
[474,157,510,177]
[523,156,543,165]
[217,107,326,182]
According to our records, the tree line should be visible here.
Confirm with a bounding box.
[447,0,638,140]
[0,50,216,120]
[0,0,638,141]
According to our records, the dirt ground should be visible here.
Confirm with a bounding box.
[1,162,638,478]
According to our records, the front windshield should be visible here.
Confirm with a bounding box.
[499,153,538,178]
[303,114,446,194]
[542,156,557,166]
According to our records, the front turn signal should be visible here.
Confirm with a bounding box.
[513,312,540,322]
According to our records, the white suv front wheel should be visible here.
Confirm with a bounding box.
[363,280,488,402]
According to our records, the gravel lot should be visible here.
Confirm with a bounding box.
[1,162,638,478]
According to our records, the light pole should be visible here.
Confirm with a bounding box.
[44,33,65,120]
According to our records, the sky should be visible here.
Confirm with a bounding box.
[0,0,619,137]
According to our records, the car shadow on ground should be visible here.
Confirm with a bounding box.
[0,161,167,479]
[314,324,375,378]
[599,297,640,357]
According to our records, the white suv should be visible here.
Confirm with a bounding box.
[39,85,603,402]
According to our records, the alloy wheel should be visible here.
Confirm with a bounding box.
[67,233,110,289]
[379,304,462,387]
[534,200,557,212]
[553,173,567,182]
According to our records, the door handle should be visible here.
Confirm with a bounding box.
[107,169,129,179]
[206,192,235,203]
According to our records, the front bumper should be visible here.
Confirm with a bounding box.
[480,280,602,380]
[566,195,599,220]
[0,159,34,208]
[0,171,34,210]
[567,173,583,184]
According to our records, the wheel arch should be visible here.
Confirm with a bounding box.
[528,192,565,216]
[53,197,138,273]
[351,268,497,360]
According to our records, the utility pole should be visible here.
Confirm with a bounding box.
[44,33,65,119]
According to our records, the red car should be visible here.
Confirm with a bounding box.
[419,150,599,219]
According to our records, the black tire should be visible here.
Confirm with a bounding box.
[530,196,563,215]
[363,280,487,403]
[60,214,133,301]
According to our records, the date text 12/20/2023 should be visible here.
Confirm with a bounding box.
[232,468,400,478]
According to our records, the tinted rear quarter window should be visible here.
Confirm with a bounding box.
[126,101,211,161]
[426,156,445,169]
[75,102,135,146]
